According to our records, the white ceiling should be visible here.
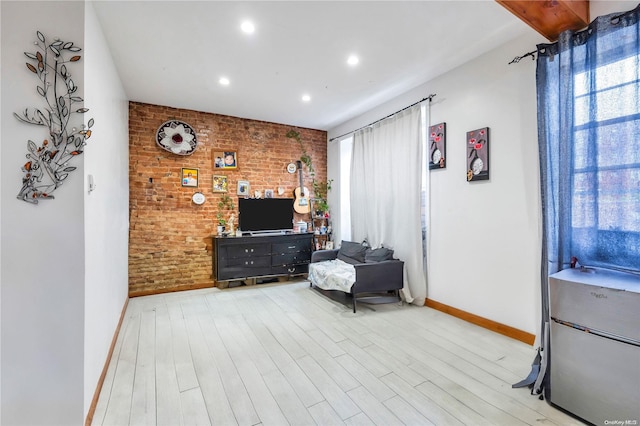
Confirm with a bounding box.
[92,1,531,131]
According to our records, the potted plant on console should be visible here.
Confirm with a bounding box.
[216,194,235,236]
[312,179,332,218]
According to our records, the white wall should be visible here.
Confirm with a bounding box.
[591,1,637,20]
[330,31,544,336]
[425,33,542,335]
[1,2,86,424]
[83,1,129,418]
[0,3,3,421]
[1,1,129,423]
[328,0,637,338]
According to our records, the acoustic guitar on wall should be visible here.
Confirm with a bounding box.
[293,160,311,214]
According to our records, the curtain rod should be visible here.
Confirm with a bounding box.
[509,50,536,64]
[329,94,436,142]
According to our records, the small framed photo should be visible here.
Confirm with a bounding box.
[237,180,250,196]
[265,189,274,198]
[325,241,334,250]
[213,151,238,169]
[181,168,198,187]
[212,175,228,192]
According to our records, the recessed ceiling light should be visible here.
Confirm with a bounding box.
[347,55,359,66]
[302,94,311,102]
[241,21,255,34]
[219,77,230,86]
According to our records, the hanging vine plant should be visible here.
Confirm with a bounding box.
[14,31,94,204]
[286,129,315,178]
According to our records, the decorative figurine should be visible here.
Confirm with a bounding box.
[227,213,235,235]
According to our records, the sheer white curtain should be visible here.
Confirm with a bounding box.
[350,104,426,305]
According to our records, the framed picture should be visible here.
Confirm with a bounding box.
[212,175,228,192]
[213,151,238,169]
[429,122,446,170]
[237,180,250,196]
[264,189,274,198]
[466,127,489,182]
[181,168,198,187]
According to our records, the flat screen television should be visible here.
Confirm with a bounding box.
[238,198,294,234]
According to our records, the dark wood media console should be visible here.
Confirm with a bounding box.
[213,232,314,288]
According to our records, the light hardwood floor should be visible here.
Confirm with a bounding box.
[92,279,583,426]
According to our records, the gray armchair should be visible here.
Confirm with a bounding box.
[310,248,404,312]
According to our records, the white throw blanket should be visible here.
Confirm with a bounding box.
[308,259,356,293]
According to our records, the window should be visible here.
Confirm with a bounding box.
[537,8,640,274]
[339,136,352,242]
[569,48,640,269]
[420,104,428,259]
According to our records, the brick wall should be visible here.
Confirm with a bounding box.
[129,102,327,296]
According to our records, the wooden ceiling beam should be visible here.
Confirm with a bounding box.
[496,0,590,41]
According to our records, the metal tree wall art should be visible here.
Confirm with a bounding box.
[14,31,94,204]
